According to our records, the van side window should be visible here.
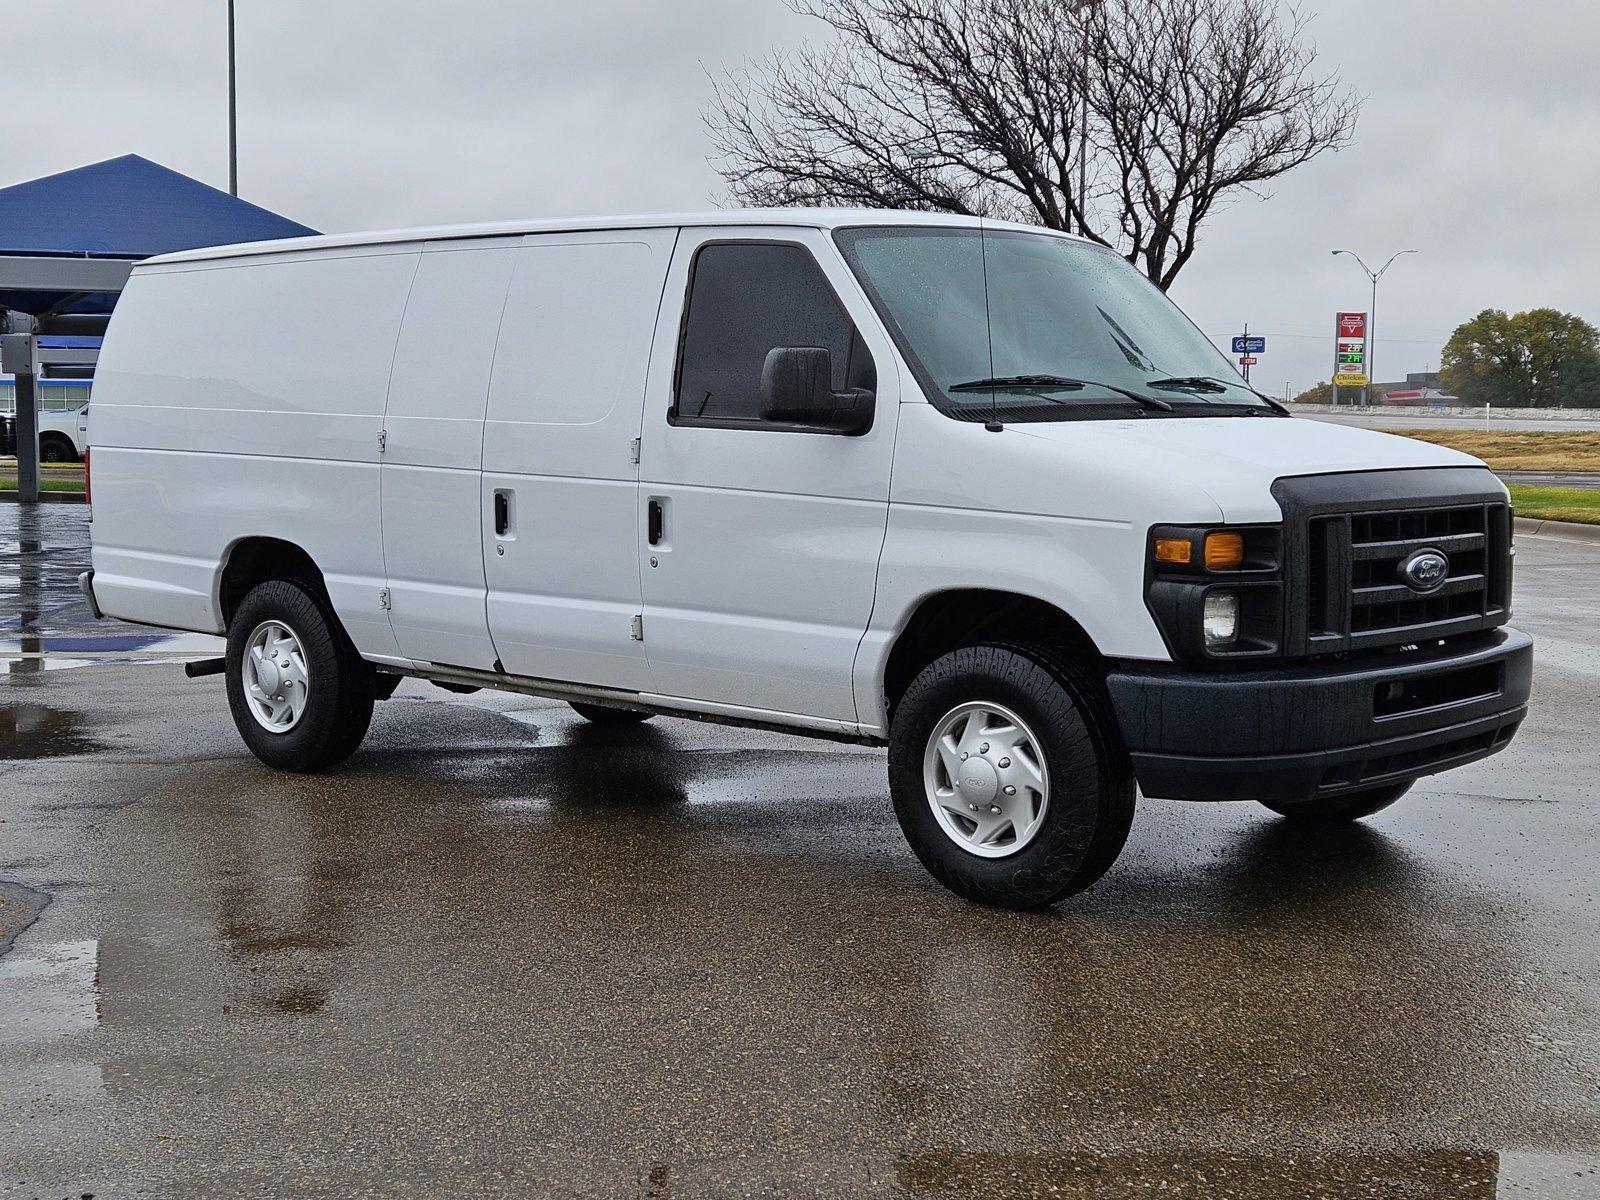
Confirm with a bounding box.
[672,242,874,427]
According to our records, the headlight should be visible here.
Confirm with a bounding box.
[1146,524,1283,660]
[1202,592,1240,648]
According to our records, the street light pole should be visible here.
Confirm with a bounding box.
[1332,248,1418,405]
[1073,0,1102,239]
[227,0,238,196]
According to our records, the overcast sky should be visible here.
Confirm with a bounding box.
[5,0,1597,396]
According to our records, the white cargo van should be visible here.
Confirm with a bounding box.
[81,211,1531,907]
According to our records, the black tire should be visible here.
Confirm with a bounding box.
[1259,781,1412,823]
[39,435,77,464]
[225,579,375,772]
[888,644,1136,909]
[568,701,654,726]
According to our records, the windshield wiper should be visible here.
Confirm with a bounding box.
[949,374,1086,392]
[1146,375,1230,393]
[948,375,1174,412]
[1148,374,1292,414]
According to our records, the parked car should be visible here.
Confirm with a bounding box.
[38,403,89,462]
[79,210,1531,908]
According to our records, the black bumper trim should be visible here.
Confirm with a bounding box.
[77,569,103,621]
[1107,629,1532,802]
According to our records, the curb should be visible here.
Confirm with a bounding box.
[1515,516,1600,544]
[0,491,86,504]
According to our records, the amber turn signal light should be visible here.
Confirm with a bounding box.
[1204,531,1246,570]
[1153,537,1193,566]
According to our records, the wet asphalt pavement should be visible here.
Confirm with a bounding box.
[3,504,1599,1198]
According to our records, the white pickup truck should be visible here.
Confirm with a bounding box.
[36,404,89,462]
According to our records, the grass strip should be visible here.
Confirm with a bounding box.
[1381,428,1600,473]
[1508,484,1600,525]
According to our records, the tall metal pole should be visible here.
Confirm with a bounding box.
[1075,1,1101,238]
[1078,26,1090,237]
[228,0,238,196]
[14,370,38,505]
[1368,273,1379,407]
[1333,249,1417,407]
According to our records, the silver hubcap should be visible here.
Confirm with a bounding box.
[242,620,309,733]
[923,701,1049,858]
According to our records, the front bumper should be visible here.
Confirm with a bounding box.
[1107,629,1532,802]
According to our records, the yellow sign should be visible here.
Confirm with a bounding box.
[1334,373,1369,388]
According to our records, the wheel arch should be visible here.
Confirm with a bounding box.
[218,536,331,627]
[878,589,1105,727]
[38,430,80,461]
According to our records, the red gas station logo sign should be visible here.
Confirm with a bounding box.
[1338,311,1368,338]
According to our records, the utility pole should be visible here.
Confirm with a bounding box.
[228,0,238,196]
[2,314,40,505]
[1332,248,1418,405]
[1073,1,1102,238]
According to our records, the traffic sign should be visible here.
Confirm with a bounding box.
[1231,335,1267,355]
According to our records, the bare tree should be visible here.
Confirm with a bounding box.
[708,0,1360,289]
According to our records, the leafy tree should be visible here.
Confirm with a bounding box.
[708,0,1360,290]
[1291,381,1335,405]
[1441,309,1600,409]
[1291,380,1389,406]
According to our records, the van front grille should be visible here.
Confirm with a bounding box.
[1273,470,1513,657]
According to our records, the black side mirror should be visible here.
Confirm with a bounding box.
[758,347,873,434]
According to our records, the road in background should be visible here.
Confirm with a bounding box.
[1306,409,1600,433]
[1498,471,1600,491]
[3,511,1598,1198]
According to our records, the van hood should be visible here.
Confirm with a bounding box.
[1011,415,1492,523]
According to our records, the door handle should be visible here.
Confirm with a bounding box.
[647,498,664,546]
[493,490,512,537]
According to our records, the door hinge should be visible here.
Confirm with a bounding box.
[378,587,391,611]
[629,437,641,465]
[377,429,387,453]
[629,613,644,641]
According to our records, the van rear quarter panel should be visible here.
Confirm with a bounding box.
[90,247,421,655]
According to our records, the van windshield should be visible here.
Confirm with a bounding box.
[834,225,1272,422]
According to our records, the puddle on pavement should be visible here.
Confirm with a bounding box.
[0,703,102,759]
[0,879,51,953]
[0,938,101,1043]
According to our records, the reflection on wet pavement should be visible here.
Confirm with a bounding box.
[897,1147,1506,1198]
[0,703,101,759]
[0,502,221,673]
[0,676,1595,1197]
[1,509,1597,1196]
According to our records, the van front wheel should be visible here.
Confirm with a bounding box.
[225,580,375,772]
[888,644,1136,909]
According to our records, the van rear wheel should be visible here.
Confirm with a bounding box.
[888,644,1136,909]
[225,579,375,772]
[568,701,654,726]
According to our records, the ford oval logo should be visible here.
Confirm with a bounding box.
[1397,548,1450,593]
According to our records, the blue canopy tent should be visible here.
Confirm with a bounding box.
[0,154,317,499]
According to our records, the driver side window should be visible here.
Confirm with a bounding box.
[671,242,874,427]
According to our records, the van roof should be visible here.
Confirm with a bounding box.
[143,208,1084,266]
